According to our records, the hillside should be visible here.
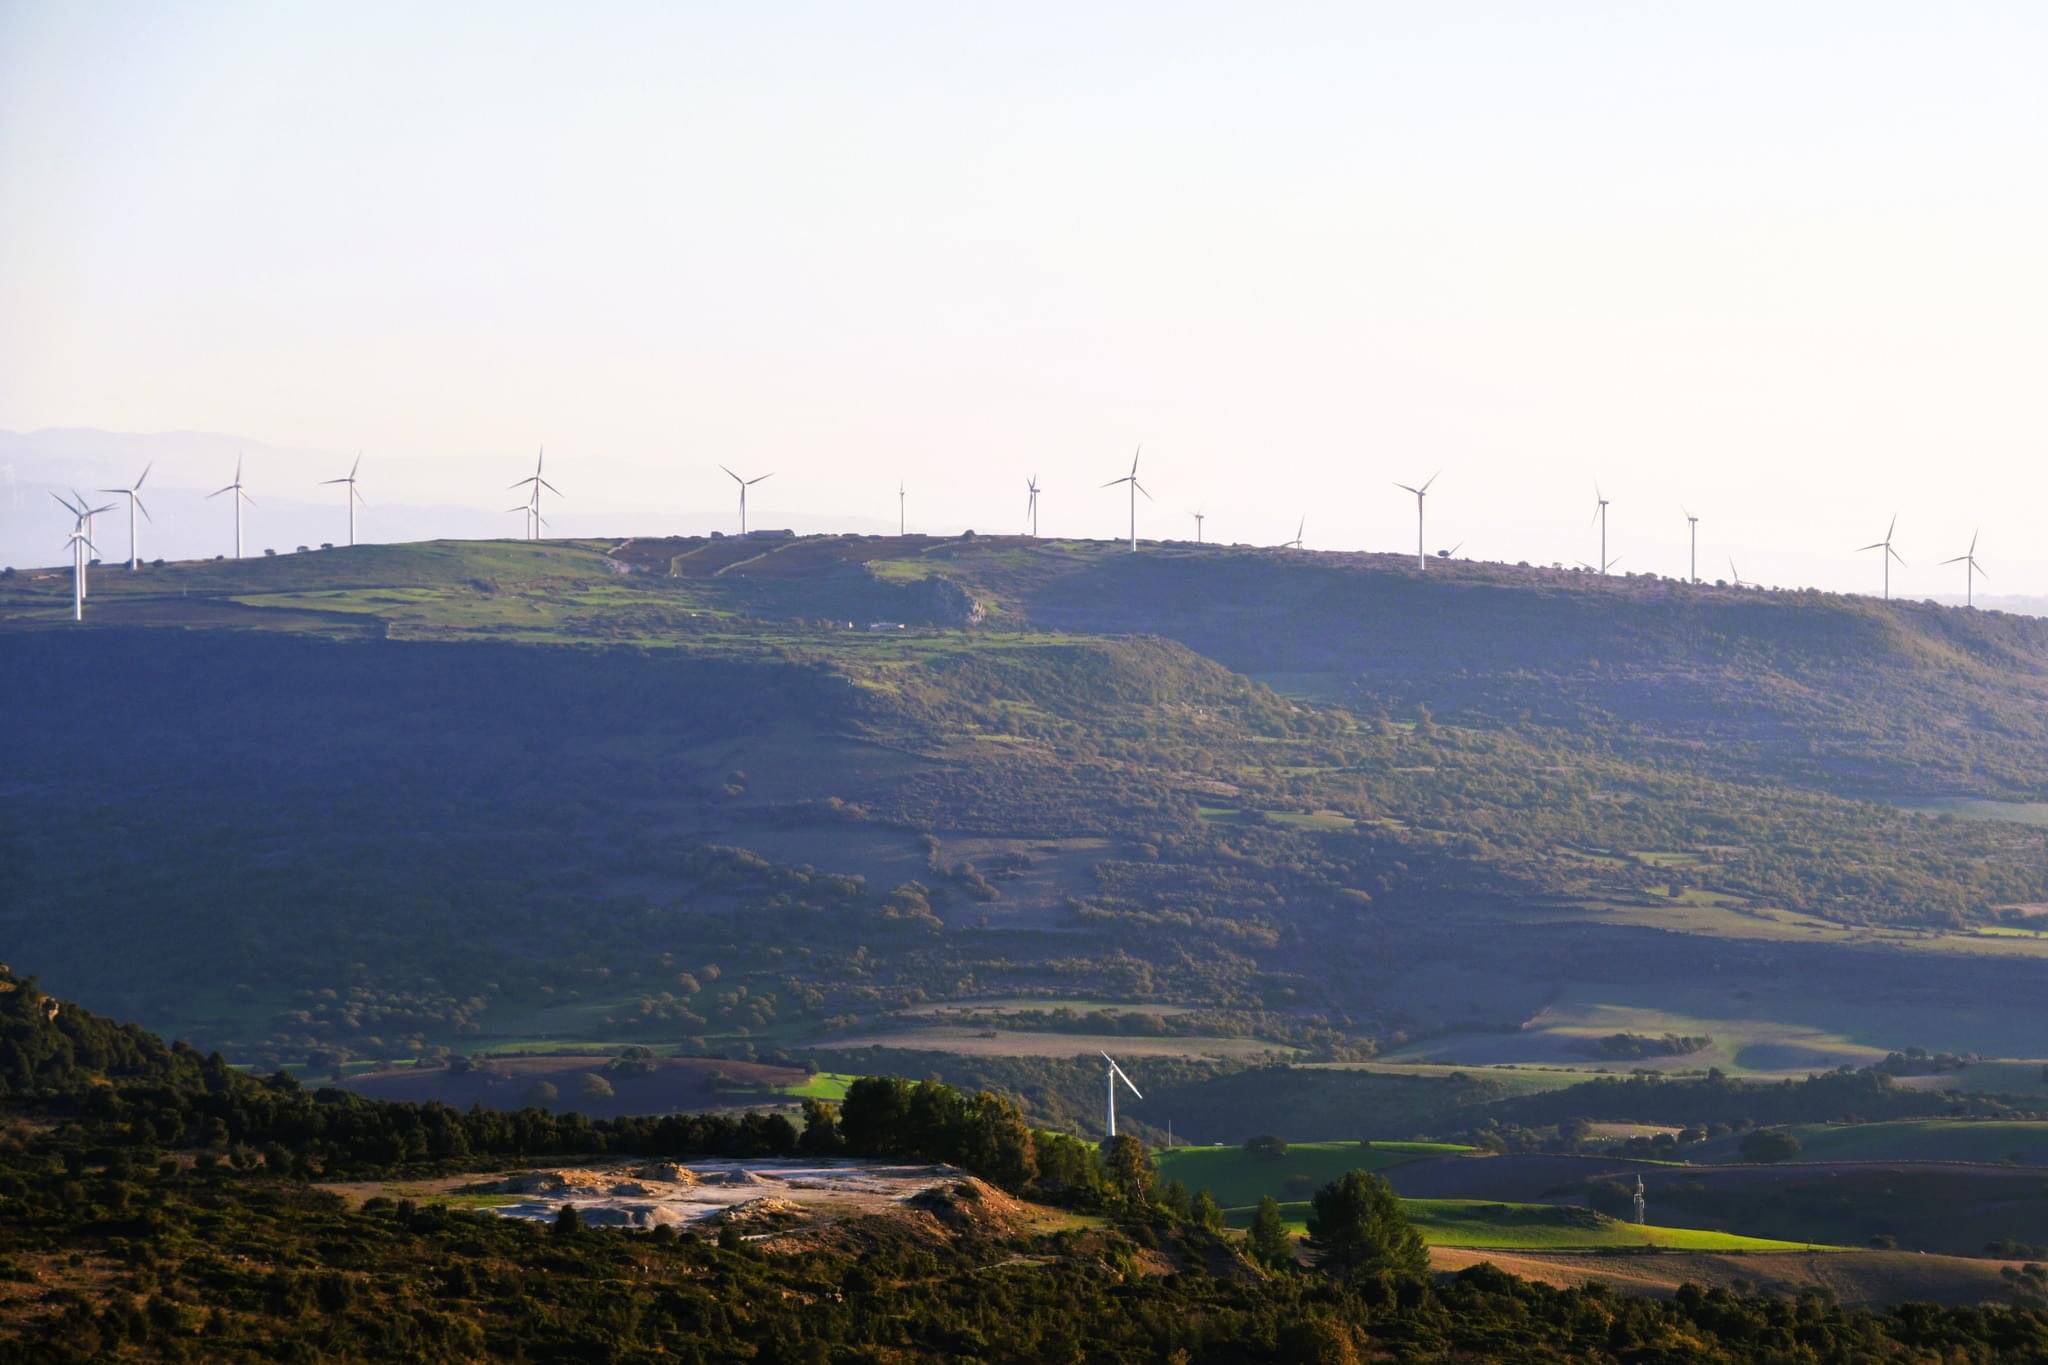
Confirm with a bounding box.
[7,535,2048,1145]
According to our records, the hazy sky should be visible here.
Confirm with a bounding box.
[2,2,2043,595]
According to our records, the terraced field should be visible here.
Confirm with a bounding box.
[1155,1140,1470,1208]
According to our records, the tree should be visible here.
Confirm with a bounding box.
[1191,1188,1224,1232]
[1246,1196,1293,1269]
[1740,1129,1802,1163]
[798,1098,843,1154]
[1106,1133,1152,1206]
[1244,1134,1290,1161]
[522,1080,559,1107]
[577,1073,614,1103]
[553,1203,582,1238]
[1304,1170,1426,1279]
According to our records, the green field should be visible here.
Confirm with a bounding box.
[1229,1199,1841,1252]
[1698,1119,2048,1166]
[776,1072,857,1101]
[1155,1140,1470,1209]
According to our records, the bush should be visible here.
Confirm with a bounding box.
[1739,1130,1803,1164]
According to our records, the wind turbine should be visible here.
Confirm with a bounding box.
[1684,508,1699,585]
[1101,1052,1142,1138]
[898,480,906,537]
[321,453,366,547]
[1025,474,1041,536]
[1394,472,1439,570]
[1281,516,1306,550]
[1578,555,1621,575]
[1591,483,1612,576]
[1942,530,1989,608]
[508,448,561,541]
[97,462,152,571]
[1101,447,1149,552]
[1729,557,1747,589]
[208,456,256,559]
[1857,514,1906,601]
[1191,510,1205,544]
[54,492,110,620]
[720,465,771,535]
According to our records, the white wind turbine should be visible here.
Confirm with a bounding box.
[1942,530,1989,608]
[1394,472,1439,570]
[1025,474,1042,536]
[1190,509,1205,544]
[1684,509,1700,585]
[508,448,561,541]
[721,465,772,535]
[1101,447,1150,552]
[321,453,366,547]
[54,492,111,621]
[1101,1052,1142,1138]
[1591,483,1612,576]
[1280,515,1306,549]
[208,456,256,559]
[898,480,906,537]
[97,462,152,571]
[1728,557,1747,589]
[1858,514,1906,601]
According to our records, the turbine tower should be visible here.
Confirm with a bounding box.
[1591,483,1612,576]
[1857,514,1906,601]
[898,480,906,537]
[504,500,537,539]
[1191,510,1205,544]
[508,448,561,542]
[97,462,152,571]
[1101,1052,1142,1138]
[1025,474,1041,536]
[321,453,366,547]
[53,492,111,621]
[1101,447,1149,552]
[208,456,255,559]
[1684,508,1699,585]
[1942,530,1989,608]
[1394,472,1439,570]
[720,465,771,536]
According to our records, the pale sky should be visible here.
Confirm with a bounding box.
[2,2,2044,596]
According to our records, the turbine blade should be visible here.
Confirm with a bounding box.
[721,465,742,484]
[320,477,348,485]
[1977,562,1991,580]
[1420,471,1439,493]
[748,473,773,485]
[135,461,152,489]
[208,486,234,498]
[1856,541,1885,552]
[134,495,152,522]
[350,453,361,478]
[1130,446,1141,476]
[1101,477,1127,488]
[1889,547,1906,566]
[540,479,563,496]
[1941,555,1967,565]
[1135,481,1152,501]
[1394,482,1418,495]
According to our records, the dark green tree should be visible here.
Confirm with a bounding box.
[1246,1195,1294,1269]
[1304,1170,1425,1279]
[1106,1133,1152,1206]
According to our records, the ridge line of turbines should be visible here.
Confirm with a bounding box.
[43,448,1995,622]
